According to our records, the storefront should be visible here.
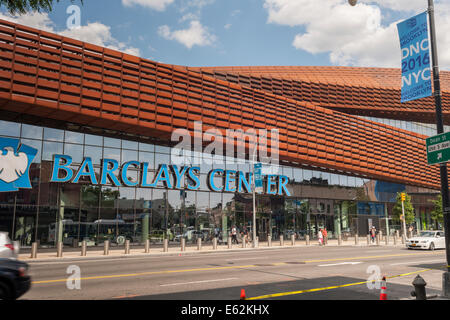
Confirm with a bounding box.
[0,119,439,248]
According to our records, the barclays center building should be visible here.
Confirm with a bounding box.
[0,19,445,248]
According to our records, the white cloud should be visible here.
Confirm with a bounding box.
[0,12,141,57]
[263,0,450,69]
[158,20,216,49]
[121,0,174,11]
[224,23,232,30]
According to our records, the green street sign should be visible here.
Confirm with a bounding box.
[426,132,450,165]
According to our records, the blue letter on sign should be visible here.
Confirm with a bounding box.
[51,154,73,182]
[397,12,432,102]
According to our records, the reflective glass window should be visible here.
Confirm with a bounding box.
[101,186,119,208]
[85,134,103,146]
[21,124,43,140]
[65,131,84,144]
[139,151,155,168]
[64,143,84,164]
[293,168,302,182]
[84,146,103,164]
[103,147,121,162]
[0,120,20,137]
[155,153,170,168]
[104,137,121,148]
[139,142,154,152]
[122,140,138,150]
[44,128,64,142]
[122,149,138,163]
[43,141,63,161]
[155,145,170,154]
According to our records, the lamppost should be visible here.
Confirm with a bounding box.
[349,0,450,297]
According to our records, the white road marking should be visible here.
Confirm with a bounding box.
[318,262,363,267]
[160,278,238,287]
[390,259,444,266]
[226,257,267,261]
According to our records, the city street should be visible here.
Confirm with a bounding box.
[21,245,448,300]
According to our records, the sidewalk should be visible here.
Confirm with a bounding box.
[18,237,406,262]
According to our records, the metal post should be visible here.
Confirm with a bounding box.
[367,235,370,245]
[242,236,246,248]
[393,234,397,245]
[81,240,87,256]
[145,239,150,253]
[268,235,272,247]
[56,242,63,258]
[305,235,310,246]
[280,235,284,246]
[376,234,380,246]
[198,238,203,250]
[355,234,359,245]
[291,234,295,246]
[104,240,110,255]
[338,234,342,246]
[181,238,185,252]
[385,234,389,245]
[125,239,130,254]
[30,242,37,259]
[163,238,168,252]
[213,237,217,250]
[252,149,257,248]
[227,237,231,249]
[428,0,450,297]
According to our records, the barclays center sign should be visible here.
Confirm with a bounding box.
[50,155,291,196]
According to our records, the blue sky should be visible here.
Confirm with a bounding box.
[1,0,450,69]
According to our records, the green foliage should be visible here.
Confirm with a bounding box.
[0,0,82,15]
[392,192,415,224]
[430,194,444,224]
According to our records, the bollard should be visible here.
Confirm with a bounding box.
[395,230,399,239]
[355,235,359,245]
[268,235,272,247]
[227,237,231,249]
[163,238,169,252]
[280,235,284,246]
[385,234,389,245]
[376,234,380,246]
[56,242,63,258]
[255,236,259,248]
[181,238,186,252]
[291,234,295,246]
[338,234,342,246]
[305,235,310,246]
[145,239,150,253]
[402,235,406,244]
[242,236,246,248]
[104,240,110,255]
[213,237,217,250]
[81,240,87,256]
[393,234,397,245]
[367,235,370,245]
[30,242,38,259]
[411,275,427,300]
[125,239,130,254]
[199,238,203,250]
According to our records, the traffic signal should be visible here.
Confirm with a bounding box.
[401,193,406,201]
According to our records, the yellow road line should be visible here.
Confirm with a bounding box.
[246,268,437,300]
[32,264,258,284]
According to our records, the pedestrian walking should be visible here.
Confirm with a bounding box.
[370,226,376,243]
[318,228,323,246]
[322,227,328,245]
[231,225,238,244]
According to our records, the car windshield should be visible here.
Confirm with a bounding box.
[418,231,436,237]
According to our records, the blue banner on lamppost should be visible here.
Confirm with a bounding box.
[254,162,263,193]
[397,11,432,103]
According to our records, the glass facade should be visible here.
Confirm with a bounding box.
[0,119,440,248]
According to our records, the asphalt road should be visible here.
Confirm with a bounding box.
[21,245,448,300]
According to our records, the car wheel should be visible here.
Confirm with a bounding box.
[116,236,126,245]
[429,242,435,251]
[0,281,13,300]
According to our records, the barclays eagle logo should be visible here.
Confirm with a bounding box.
[0,137,37,192]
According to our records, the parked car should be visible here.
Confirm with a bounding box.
[0,232,18,259]
[406,230,446,250]
[0,258,31,300]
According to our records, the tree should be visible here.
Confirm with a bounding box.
[430,194,444,224]
[392,192,415,224]
[0,0,81,15]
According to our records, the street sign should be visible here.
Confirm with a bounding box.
[254,162,263,193]
[426,131,450,165]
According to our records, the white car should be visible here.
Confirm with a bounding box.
[0,232,18,259]
[406,230,446,250]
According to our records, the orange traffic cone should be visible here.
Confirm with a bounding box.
[379,276,387,300]
[240,289,246,300]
